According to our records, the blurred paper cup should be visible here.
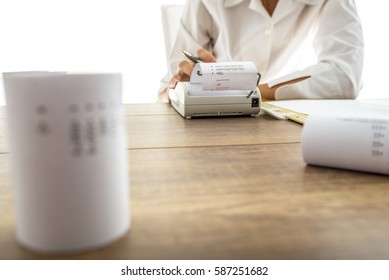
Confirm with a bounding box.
[3,72,130,254]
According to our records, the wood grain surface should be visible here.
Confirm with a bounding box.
[1,104,388,260]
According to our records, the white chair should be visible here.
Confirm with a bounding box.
[160,5,184,61]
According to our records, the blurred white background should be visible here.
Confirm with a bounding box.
[0,0,387,105]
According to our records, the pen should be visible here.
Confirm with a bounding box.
[182,50,203,63]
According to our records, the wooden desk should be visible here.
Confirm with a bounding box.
[1,104,389,260]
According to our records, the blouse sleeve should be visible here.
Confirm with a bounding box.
[162,0,214,85]
[269,0,364,99]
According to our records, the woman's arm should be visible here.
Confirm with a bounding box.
[269,0,364,100]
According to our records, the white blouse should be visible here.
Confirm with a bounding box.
[165,0,364,99]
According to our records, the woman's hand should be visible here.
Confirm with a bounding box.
[158,48,216,103]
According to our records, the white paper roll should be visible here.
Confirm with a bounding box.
[3,72,130,253]
[302,114,389,175]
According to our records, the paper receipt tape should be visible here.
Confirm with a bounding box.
[302,114,389,175]
[169,61,261,119]
[3,72,130,253]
